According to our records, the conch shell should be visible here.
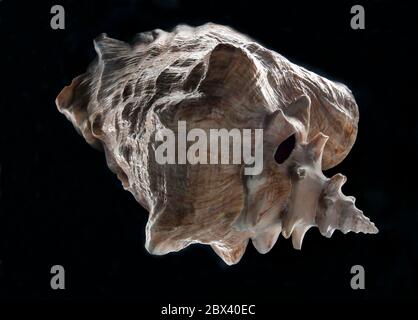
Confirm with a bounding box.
[56,23,378,265]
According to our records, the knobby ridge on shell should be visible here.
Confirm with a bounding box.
[56,23,378,265]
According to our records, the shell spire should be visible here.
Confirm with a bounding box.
[317,174,379,238]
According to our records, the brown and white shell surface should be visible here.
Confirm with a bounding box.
[56,23,377,265]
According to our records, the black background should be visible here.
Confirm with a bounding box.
[0,0,417,313]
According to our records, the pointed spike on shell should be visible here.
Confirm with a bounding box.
[93,33,130,58]
[264,109,294,140]
[308,132,329,163]
[145,225,191,255]
[265,108,287,131]
[55,75,83,113]
[282,94,311,141]
[198,43,258,99]
[328,173,347,192]
[211,240,249,266]
[291,224,313,250]
[251,224,282,254]
[281,222,294,240]
[264,95,311,145]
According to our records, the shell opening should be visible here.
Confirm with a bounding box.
[274,134,296,164]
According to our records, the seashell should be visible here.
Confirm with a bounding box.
[56,23,378,265]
